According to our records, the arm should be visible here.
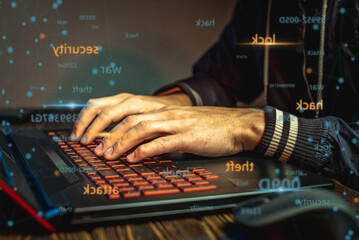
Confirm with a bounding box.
[254,107,359,191]
[155,0,268,107]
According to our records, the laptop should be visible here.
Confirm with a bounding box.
[0,125,333,233]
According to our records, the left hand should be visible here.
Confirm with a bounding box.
[93,106,265,163]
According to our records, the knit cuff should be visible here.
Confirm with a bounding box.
[254,107,323,168]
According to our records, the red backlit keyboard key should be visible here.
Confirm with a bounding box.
[122,191,141,197]
[155,183,174,189]
[131,166,155,175]
[181,185,217,192]
[174,182,191,187]
[143,189,180,196]
[98,169,119,179]
[111,182,130,188]
[191,180,210,185]
[202,175,219,180]
[137,185,155,190]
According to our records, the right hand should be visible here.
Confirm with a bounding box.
[71,93,192,144]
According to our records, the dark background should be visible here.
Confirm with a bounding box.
[0,0,237,109]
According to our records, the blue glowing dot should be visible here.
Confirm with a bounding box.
[20,109,23,113]
[356,215,359,219]
[352,57,355,61]
[7,46,14,53]
[109,80,115,86]
[30,16,36,22]
[357,121,359,125]
[10,172,14,176]
[11,2,17,8]
[338,77,344,84]
[345,235,350,240]
[34,38,39,43]
[295,199,300,205]
[307,137,313,143]
[6,122,10,127]
[110,62,116,67]
[333,206,338,212]
[37,211,43,217]
[5,100,9,104]
[52,3,58,9]
[26,50,30,55]
[22,21,26,26]
[349,230,354,236]
[335,130,339,135]
[25,153,31,159]
[324,152,329,157]
[313,24,319,30]
[92,68,98,75]
[299,107,304,113]
[58,86,62,90]
[274,168,280,174]
[43,18,47,22]
[40,86,45,91]
[340,8,346,14]
[350,170,354,175]
[8,143,12,148]
[336,86,340,90]
[59,100,63,104]
[27,91,33,97]
[62,29,67,36]
[7,221,13,227]
[97,46,103,51]
[38,62,42,67]
[321,138,325,143]
[342,147,346,152]
[43,104,47,109]
[32,148,35,152]
[352,138,358,144]
[2,35,6,40]
[57,0,62,4]
[9,60,13,64]
[1,89,4,95]
[343,191,347,196]
[50,43,54,48]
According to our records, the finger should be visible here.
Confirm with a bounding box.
[72,94,133,140]
[71,99,106,140]
[81,96,157,144]
[102,120,182,160]
[95,111,178,155]
[126,135,184,162]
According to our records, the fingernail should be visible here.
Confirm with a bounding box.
[104,147,114,157]
[70,134,76,141]
[80,137,86,144]
[95,143,103,153]
[127,152,135,162]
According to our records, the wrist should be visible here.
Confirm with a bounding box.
[160,93,193,106]
[241,109,266,151]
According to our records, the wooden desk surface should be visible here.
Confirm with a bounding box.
[1,180,358,240]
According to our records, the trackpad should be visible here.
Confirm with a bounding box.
[11,135,80,195]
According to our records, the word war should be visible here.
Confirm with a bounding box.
[101,64,122,74]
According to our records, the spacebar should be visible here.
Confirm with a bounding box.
[142,189,180,195]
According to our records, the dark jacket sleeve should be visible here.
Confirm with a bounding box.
[154,0,267,107]
[254,107,359,191]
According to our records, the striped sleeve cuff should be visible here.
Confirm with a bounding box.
[254,106,324,168]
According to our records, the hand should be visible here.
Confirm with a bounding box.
[94,106,265,162]
[71,93,192,144]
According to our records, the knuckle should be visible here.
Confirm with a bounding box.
[136,121,150,130]
[128,95,143,105]
[87,98,97,105]
[123,115,137,125]
[136,145,148,157]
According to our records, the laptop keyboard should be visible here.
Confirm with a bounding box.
[48,131,218,199]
